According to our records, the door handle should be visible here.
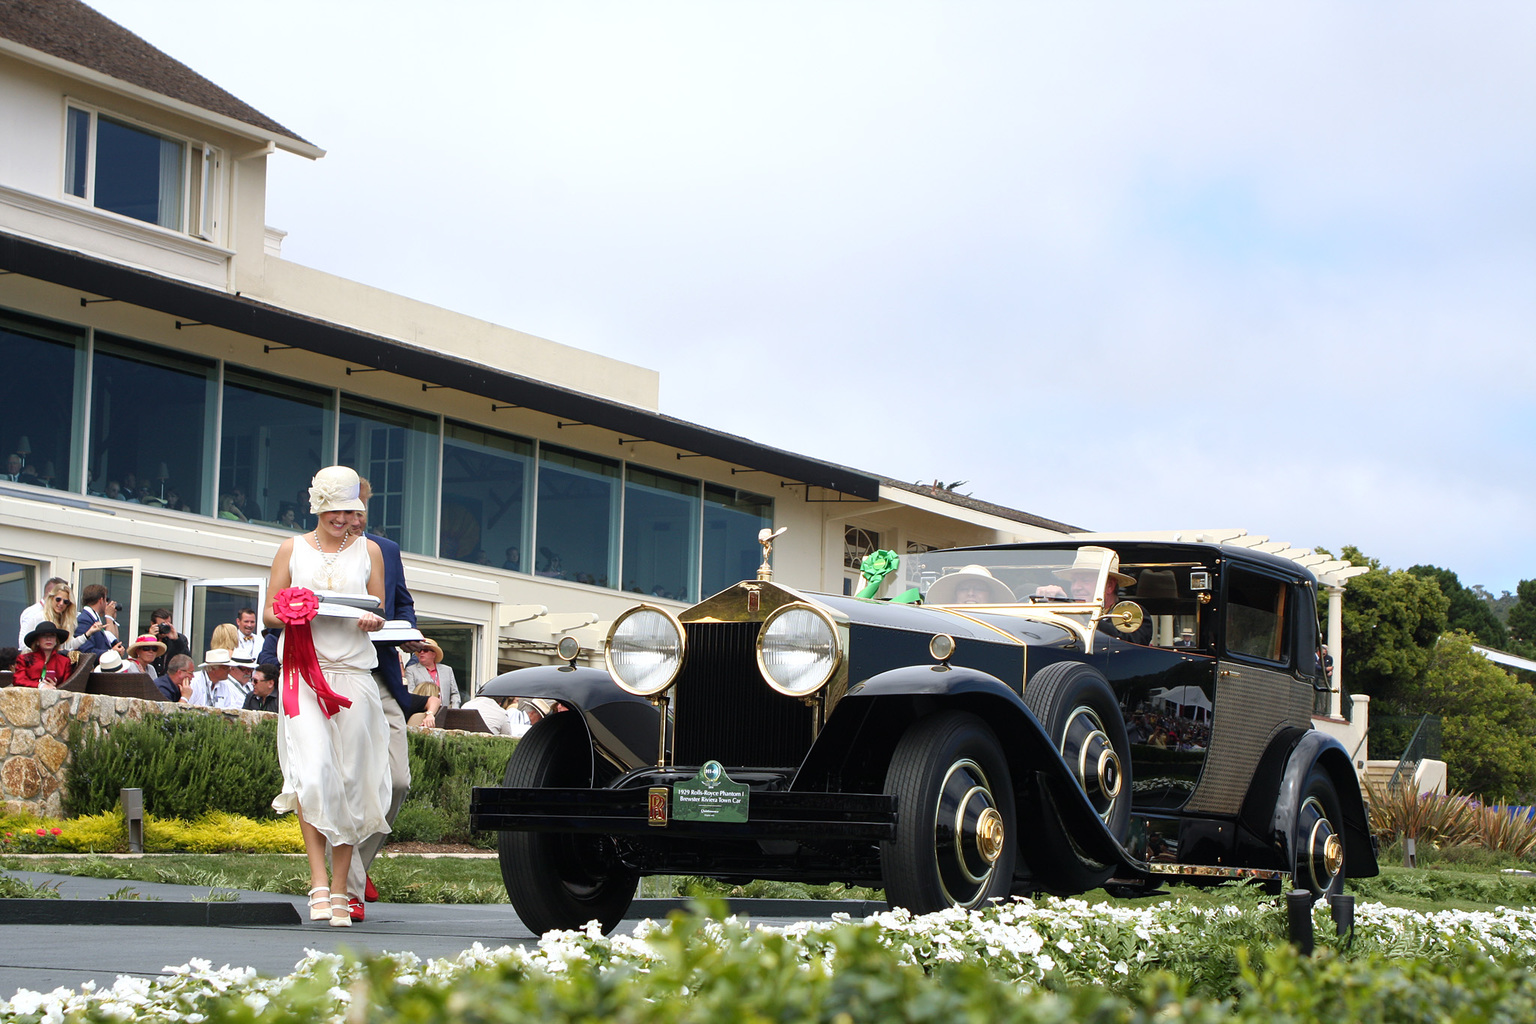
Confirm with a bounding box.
[1219,669,1242,679]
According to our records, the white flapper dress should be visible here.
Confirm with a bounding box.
[272,535,390,847]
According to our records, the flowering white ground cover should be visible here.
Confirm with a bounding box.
[6,896,1536,1023]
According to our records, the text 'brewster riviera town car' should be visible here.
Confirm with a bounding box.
[470,536,1378,934]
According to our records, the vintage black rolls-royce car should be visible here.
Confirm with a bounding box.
[470,539,1377,934]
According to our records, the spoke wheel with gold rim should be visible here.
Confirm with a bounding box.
[882,711,1017,913]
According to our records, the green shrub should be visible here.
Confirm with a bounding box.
[63,713,512,840]
[65,715,282,821]
[401,730,512,846]
[389,802,450,844]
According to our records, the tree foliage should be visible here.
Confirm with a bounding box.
[1408,564,1509,648]
[1507,579,1536,659]
[1322,546,1448,704]
[1398,631,1536,801]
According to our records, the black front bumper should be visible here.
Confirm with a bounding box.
[471,786,898,841]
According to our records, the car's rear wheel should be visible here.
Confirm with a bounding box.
[1293,767,1345,898]
[498,712,638,935]
[882,711,1017,913]
[1023,661,1132,890]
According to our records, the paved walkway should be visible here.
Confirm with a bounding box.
[0,870,877,998]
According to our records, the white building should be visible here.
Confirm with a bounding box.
[0,0,1075,697]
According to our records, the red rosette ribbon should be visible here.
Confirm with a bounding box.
[272,586,352,719]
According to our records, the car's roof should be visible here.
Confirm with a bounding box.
[941,538,1323,586]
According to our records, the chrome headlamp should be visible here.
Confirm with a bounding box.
[605,605,686,697]
[756,602,842,698]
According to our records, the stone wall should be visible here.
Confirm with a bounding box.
[0,688,273,818]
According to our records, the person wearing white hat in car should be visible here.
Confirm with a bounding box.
[925,564,1017,605]
[1034,546,1152,644]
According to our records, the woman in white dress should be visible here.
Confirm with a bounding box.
[264,465,391,927]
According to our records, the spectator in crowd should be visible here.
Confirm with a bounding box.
[153,653,195,703]
[18,576,67,647]
[502,546,521,571]
[243,663,280,713]
[74,584,123,657]
[96,650,126,672]
[233,607,260,660]
[148,609,190,676]
[163,487,192,514]
[209,622,240,652]
[0,453,22,480]
[14,624,73,688]
[124,634,165,674]
[233,487,263,522]
[405,639,459,711]
[41,583,91,654]
[258,627,281,666]
[103,480,128,501]
[188,649,243,708]
[217,492,249,522]
[276,504,299,530]
[461,693,534,737]
[0,647,18,672]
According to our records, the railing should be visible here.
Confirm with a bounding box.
[1386,714,1442,793]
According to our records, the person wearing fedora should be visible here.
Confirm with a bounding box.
[124,634,166,674]
[1035,546,1153,645]
[95,650,127,672]
[14,624,74,688]
[265,465,391,928]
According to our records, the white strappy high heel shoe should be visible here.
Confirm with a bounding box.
[307,886,331,921]
[329,891,352,927]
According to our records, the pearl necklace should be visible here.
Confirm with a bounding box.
[313,528,353,590]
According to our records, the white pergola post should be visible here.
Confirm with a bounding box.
[1326,584,1345,718]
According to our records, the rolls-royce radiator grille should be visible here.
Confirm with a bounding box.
[674,621,814,769]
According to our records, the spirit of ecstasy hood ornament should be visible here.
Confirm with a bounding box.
[757,526,788,581]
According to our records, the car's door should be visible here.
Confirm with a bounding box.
[1182,564,1314,817]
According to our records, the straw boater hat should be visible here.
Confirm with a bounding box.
[23,623,70,648]
[127,633,167,658]
[1053,546,1136,587]
[96,650,125,672]
[925,565,1017,604]
[308,465,367,515]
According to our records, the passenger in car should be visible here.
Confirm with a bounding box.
[925,565,1016,604]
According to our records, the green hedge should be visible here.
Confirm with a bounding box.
[64,713,514,843]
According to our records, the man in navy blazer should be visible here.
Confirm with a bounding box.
[335,479,441,918]
[74,584,123,657]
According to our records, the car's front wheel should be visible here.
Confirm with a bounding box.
[498,712,639,935]
[881,711,1017,913]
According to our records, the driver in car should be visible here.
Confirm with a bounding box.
[1035,547,1153,644]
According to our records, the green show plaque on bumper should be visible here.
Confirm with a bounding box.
[672,761,750,823]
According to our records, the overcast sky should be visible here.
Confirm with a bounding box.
[90,1,1536,596]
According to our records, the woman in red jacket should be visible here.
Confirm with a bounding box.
[14,624,73,688]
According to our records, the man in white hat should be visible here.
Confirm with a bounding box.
[188,649,243,708]
[1036,546,1152,644]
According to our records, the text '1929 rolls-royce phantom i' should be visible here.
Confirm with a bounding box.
[469,537,1378,934]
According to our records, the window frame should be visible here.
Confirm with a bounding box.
[62,99,224,241]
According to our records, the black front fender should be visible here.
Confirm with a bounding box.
[480,664,662,772]
[805,664,1145,885]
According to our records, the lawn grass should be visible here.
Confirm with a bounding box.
[7,844,1536,912]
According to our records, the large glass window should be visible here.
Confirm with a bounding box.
[1224,568,1291,666]
[701,486,772,597]
[220,370,333,531]
[339,398,439,555]
[67,108,186,231]
[0,311,84,490]
[440,422,532,568]
[89,335,214,513]
[535,445,620,587]
[0,560,35,645]
[623,466,700,602]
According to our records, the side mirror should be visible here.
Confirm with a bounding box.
[1108,600,1145,634]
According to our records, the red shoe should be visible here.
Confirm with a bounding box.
[364,875,379,902]
[349,896,365,922]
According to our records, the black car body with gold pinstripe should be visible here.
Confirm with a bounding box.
[471,540,1377,934]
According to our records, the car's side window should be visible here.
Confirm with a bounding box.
[1224,568,1290,666]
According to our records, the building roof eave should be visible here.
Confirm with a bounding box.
[0,230,881,500]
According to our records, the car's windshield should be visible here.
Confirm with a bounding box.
[893,547,1118,607]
